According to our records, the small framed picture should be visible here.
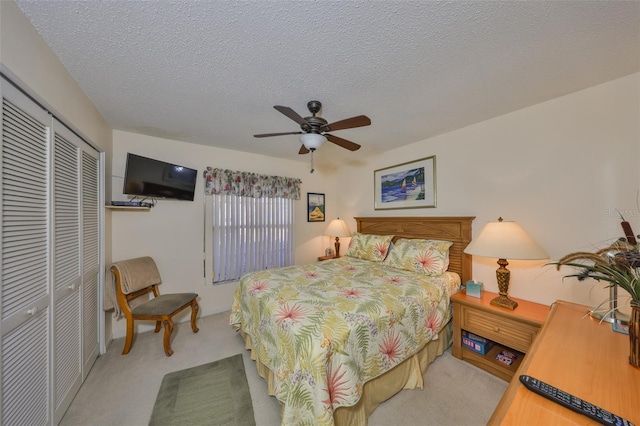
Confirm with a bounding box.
[307,193,325,222]
[374,155,436,210]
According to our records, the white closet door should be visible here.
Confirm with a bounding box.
[1,82,52,426]
[81,149,99,379]
[1,77,102,426]
[52,121,82,424]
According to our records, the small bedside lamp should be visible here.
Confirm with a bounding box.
[324,218,351,257]
[463,217,547,310]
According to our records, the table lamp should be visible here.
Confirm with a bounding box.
[463,217,547,310]
[324,218,351,257]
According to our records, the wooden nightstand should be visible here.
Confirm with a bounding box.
[317,255,338,261]
[451,290,550,381]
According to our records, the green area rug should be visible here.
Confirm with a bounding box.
[149,354,256,426]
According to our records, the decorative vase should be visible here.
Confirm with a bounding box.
[630,302,640,368]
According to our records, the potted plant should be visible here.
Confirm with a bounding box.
[552,240,640,367]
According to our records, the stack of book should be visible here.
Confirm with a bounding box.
[461,331,495,355]
[495,349,518,366]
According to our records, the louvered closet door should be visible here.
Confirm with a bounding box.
[1,81,52,425]
[81,148,99,379]
[52,121,82,424]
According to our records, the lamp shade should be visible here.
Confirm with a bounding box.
[464,218,547,260]
[299,133,327,150]
[324,218,351,238]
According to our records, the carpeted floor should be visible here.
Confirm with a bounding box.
[60,310,507,425]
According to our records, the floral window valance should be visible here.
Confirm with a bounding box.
[203,167,302,200]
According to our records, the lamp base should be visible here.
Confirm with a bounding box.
[490,294,518,310]
[589,283,631,325]
[590,309,630,326]
[493,259,518,310]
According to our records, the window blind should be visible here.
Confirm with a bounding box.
[212,193,293,283]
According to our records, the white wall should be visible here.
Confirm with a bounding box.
[338,73,640,310]
[110,130,340,337]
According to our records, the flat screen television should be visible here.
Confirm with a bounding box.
[123,153,198,201]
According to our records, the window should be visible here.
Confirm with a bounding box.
[205,169,300,283]
[211,193,294,283]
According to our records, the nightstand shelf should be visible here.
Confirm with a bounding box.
[452,290,549,381]
[460,342,525,381]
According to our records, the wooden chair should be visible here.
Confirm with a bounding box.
[111,257,199,356]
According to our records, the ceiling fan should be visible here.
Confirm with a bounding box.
[254,100,371,155]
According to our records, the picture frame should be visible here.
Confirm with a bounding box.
[307,193,325,222]
[374,155,436,210]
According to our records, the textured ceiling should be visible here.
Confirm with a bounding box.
[15,1,640,168]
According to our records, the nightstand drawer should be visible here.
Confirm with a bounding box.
[460,305,539,353]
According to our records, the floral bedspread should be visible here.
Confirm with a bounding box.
[230,257,460,425]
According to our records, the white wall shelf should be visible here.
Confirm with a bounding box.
[105,206,151,211]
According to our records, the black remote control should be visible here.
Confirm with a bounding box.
[519,375,634,426]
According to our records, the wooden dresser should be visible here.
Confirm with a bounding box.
[489,300,640,425]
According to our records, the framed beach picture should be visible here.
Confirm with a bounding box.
[307,193,325,222]
[374,156,436,210]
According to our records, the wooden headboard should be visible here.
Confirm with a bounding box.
[355,216,475,283]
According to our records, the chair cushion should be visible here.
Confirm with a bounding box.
[131,293,198,316]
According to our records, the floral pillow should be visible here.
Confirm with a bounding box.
[344,232,393,262]
[383,238,453,275]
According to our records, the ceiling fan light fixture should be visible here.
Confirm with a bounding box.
[299,133,327,150]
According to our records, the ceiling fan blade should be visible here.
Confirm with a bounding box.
[325,134,361,151]
[254,131,303,138]
[325,115,371,132]
[274,105,308,126]
[298,145,310,155]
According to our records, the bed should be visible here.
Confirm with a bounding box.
[230,216,474,425]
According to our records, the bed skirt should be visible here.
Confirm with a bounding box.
[239,319,453,425]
